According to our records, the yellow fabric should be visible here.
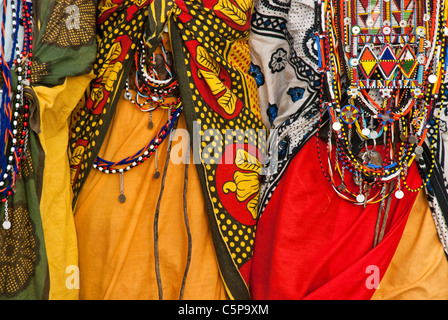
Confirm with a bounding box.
[34,73,94,300]
[372,190,448,299]
[74,94,227,300]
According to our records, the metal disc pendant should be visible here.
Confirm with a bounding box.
[124,91,132,100]
[119,194,126,203]
[2,220,11,230]
[362,128,371,136]
[332,121,342,131]
[415,145,423,155]
[400,133,407,142]
[154,171,160,179]
[409,135,418,144]
[356,194,365,203]
[395,190,404,199]
[370,131,378,139]
[368,150,383,167]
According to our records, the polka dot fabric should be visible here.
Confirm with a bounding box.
[172,0,266,278]
[69,0,266,299]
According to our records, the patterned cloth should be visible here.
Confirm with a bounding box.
[69,0,265,299]
[249,0,448,299]
[249,0,321,215]
[250,0,448,256]
[0,0,96,299]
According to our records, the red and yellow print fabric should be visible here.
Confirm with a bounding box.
[69,0,265,299]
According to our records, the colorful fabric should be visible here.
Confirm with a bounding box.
[0,0,48,300]
[69,0,265,299]
[371,189,448,299]
[249,0,321,215]
[0,99,48,299]
[0,0,96,300]
[30,0,96,86]
[32,0,96,300]
[74,96,228,300]
[35,73,94,300]
[250,136,448,299]
[249,0,448,300]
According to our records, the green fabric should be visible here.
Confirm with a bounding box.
[31,0,97,87]
[69,0,265,299]
[0,128,48,299]
[0,0,96,299]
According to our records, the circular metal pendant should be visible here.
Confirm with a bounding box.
[415,145,423,155]
[400,133,407,142]
[408,135,418,144]
[395,190,404,199]
[154,171,160,179]
[119,194,126,203]
[362,128,371,136]
[368,150,383,167]
[356,194,365,203]
[2,220,11,230]
[428,74,438,84]
[370,131,378,139]
[332,121,342,131]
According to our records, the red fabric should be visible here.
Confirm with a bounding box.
[250,136,421,300]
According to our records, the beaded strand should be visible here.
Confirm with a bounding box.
[315,0,448,204]
[0,0,33,229]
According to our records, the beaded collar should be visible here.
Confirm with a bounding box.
[315,0,448,205]
[0,0,33,229]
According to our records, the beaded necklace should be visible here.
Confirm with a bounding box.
[0,0,33,229]
[93,32,182,203]
[124,37,180,128]
[315,0,447,205]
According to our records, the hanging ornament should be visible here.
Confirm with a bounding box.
[315,0,447,205]
[1,0,33,229]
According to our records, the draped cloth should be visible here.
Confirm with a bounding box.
[69,0,265,299]
[74,95,228,299]
[32,0,96,300]
[250,137,448,299]
[249,0,321,215]
[249,0,448,300]
[0,0,96,299]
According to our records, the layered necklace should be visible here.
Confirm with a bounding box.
[315,0,448,205]
[93,33,182,203]
[0,0,33,230]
